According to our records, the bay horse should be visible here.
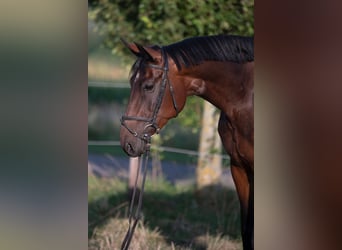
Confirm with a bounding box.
[120,35,254,250]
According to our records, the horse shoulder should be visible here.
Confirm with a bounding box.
[218,109,254,169]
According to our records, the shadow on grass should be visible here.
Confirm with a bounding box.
[89,179,241,249]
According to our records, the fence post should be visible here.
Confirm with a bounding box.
[128,157,140,193]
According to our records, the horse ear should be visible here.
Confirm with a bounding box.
[120,37,140,57]
[134,42,155,62]
[121,38,156,62]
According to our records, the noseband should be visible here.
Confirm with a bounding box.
[121,47,179,142]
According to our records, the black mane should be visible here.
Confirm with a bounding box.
[163,35,254,70]
[129,35,254,80]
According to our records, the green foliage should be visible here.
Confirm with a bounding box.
[177,96,203,134]
[89,0,254,60]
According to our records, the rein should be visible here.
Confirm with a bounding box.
[120,47,178,249]
[120,47,179,141]
[120,141,150,250]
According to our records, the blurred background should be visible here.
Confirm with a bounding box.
[1,1,341,250]
[88,0,253,249]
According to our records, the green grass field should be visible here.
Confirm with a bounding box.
[88,174,242,249]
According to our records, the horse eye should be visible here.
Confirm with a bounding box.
[143,82,155,92]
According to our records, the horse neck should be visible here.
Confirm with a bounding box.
[181,61,254,114]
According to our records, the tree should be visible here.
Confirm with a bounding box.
[89,0,253,60]
[197,102,222,189]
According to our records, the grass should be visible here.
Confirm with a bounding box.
[89,174,242,249]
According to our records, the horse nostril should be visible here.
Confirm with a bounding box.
[126,142,134,154]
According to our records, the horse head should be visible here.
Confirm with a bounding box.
[120,40,186,157]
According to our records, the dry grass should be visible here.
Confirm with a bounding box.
[88,216,241,250]
[88,174,242,250]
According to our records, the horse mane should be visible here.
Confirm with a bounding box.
[163,35,254,71]
[129,35,254,80]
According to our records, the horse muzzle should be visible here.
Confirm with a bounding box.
[121,135,147,157]
[120,124,154,157]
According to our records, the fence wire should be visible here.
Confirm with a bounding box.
[88,140,230,160]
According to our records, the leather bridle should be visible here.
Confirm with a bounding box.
[121,47,179,142]
[120,47,179,250]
